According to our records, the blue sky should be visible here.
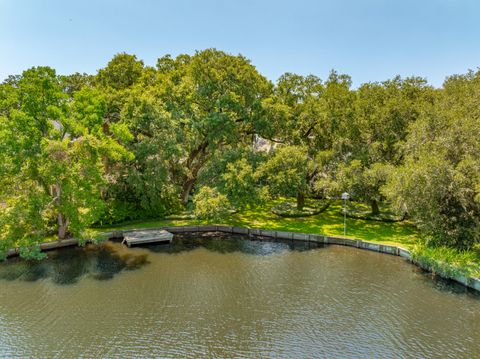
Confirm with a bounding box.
[1,0,479,87]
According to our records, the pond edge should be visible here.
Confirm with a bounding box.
[4,225,480,292]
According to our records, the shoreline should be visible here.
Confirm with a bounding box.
[4,225,480,292]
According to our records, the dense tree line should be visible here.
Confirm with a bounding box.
[0,49,479,258]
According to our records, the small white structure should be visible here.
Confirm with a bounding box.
[122,230,173,247]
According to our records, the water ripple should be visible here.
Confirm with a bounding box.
[0,237,479,358]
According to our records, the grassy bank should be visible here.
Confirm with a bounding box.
[412,245,480,279]
[97,199,419,247]
[96,199,480,279]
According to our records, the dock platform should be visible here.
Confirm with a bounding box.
[122,230,174,247]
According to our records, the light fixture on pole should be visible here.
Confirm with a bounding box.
[341,192,350,237]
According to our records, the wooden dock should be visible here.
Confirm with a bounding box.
[122,230,174,247]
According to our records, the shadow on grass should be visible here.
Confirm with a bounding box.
[227,200,418,247]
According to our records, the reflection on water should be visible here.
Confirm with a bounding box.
[147,233,322,255]
[0,235,479,358]
[0,234,321,286]
[412,266,480,296]
[0,242,150,285]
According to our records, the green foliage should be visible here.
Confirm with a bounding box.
[78,229,109,246]
[99,200,142,225]
[60,72,95,96]
[0,185,50,250]
[221,158,267,208]
[197,149,267,209]
[97,53,144,90]
[384,153,480,249]
[351,76,431,165]
[384,70,480,249]
[113,86,181,218]
[310,150,339,198]
[0,66,132,256]
[193,187,231,221]
[18,245,47,261]
[266,72,324,146]
[257,145,310,209]
[105,48,273,213]
[337,160,393,214]
[159,49,271,204]
[1,50,480,263]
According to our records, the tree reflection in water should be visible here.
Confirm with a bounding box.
[0,242,149,285]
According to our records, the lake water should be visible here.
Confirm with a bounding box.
[0,234,479,358]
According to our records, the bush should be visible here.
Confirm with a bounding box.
[97,200,140,225]
[193,187,231,221]
[18,245,47,261]
[271,199,330,217]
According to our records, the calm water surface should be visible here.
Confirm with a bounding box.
[0,235,479,358]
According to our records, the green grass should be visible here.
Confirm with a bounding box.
[96,199,419,249]
[271,198,330,217]
[412,245,480,279]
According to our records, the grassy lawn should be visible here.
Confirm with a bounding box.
[97,199,419,249]
[412,245,480,278]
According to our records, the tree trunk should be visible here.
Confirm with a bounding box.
[180,141,209,206]
[297,192,305,211]
[55,182,68,241]
[371,199,380,215]
[58,215,68,241]
[181,178,196,206]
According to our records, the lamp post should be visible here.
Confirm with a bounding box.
[341,192,350,237]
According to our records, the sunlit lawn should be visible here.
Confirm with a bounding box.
[98,199,420,249]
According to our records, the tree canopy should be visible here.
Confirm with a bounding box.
[1,49,479,257]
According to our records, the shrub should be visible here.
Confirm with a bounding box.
[193,187,231,221]
[97,200,139,225]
